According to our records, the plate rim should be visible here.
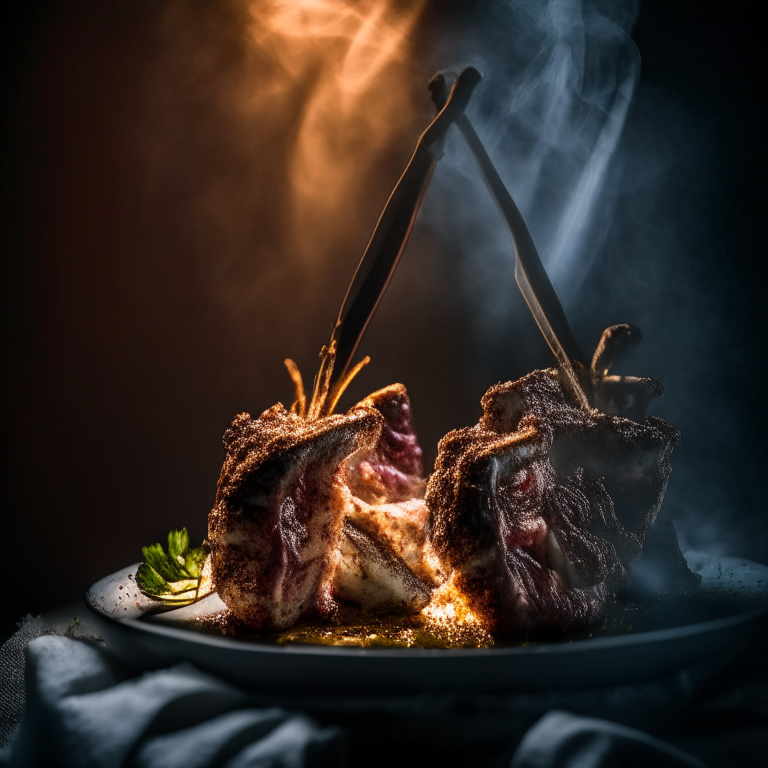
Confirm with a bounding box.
[85,561,768,660]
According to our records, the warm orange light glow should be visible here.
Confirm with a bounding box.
[246,0,427,262]
[422,570,483,627]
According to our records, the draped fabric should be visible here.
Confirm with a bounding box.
[1,635,343,768]
[1,629,739,768]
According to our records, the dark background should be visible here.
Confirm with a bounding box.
[2,1,765,644]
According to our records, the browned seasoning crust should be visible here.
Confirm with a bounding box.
[427,368,680,635]
[208,403,382,630]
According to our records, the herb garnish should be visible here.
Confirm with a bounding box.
[136,527,212,605]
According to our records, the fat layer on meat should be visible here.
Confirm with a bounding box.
[332,384,436,614]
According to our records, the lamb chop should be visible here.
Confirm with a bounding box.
[208,364,437,629]
[427,353,680,635]
[208,394,382,630]
[425,75,683,636]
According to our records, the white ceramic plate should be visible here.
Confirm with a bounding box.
[84,553,767,694]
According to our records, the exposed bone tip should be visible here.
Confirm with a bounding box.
[427,72,446,97]
[429,67,483,111]
[591,323,644,378]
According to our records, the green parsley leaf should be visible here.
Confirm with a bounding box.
[136,562,170,595]
[185,547,206,579]
[142,542,189,582]
[167,528,190,562]
[137,528,212,606]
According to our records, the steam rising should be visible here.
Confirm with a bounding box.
[245,0,427,264]
[422,0,640,323]
[135,0,428,353]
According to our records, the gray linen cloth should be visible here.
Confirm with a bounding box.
[1,633,342,768]
[510,711,706,768]
[1,616,737,768]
